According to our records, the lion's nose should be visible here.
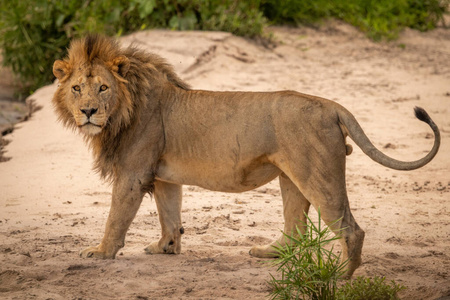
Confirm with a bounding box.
[80,108,98,118]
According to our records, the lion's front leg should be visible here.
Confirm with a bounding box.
[80,177,145,259]
[145,181,183,255]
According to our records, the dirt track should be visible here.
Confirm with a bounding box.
[1,22,449,299]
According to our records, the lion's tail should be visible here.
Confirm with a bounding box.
[338,106,440,170]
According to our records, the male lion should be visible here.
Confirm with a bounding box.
[52,35,440,278]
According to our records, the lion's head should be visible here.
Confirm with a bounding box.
[52,35,133,137]
[52,35,190,180]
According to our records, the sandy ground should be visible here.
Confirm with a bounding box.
[1,22,449,299]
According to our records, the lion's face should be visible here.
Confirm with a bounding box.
[53,48,131,136]
[64,64,119,136]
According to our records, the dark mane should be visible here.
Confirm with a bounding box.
[67,34,191,90]
[68,34,120,66]
[123,45,191,90]
[55,34,191,182]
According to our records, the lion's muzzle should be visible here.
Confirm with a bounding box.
[80,108,98,118]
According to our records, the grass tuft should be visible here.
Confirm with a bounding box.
[267,209,347,300]
[266,209,406,299]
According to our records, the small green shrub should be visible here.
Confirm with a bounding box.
[266,209,406,299]
[337,275,406,300]
[267,210,348,300]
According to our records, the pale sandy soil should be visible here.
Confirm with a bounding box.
[1,21,449,299]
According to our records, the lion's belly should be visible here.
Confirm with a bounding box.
[155,158,281,193]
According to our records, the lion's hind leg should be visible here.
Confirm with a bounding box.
[290,167,365,278]
[145,181,184,255]
[318,205,365,278]
[249,173,311,258]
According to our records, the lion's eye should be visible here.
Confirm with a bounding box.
[99,85,108,92]
[72,85,81,92]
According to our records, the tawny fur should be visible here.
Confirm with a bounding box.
[52,35,440,277]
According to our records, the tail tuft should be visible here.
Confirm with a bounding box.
[414,106,432,124]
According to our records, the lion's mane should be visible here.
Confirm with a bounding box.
[52,35,190,181]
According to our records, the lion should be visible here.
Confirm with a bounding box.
[52,34,440,278]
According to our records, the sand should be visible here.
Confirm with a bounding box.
[1,21,449,299]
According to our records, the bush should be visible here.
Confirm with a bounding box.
[0,0,69,98]
[261,0,334,25]
[337,275,406,300]
[267,209,406,300]
[267,210,348,300]
[261,0,449,41]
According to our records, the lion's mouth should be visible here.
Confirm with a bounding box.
[79,122,103,135]
[80,121,102,128]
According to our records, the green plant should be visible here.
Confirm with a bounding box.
[261,0,449,41]
[261,0,334,25]
[334,0,449,41]
[267,209,348,300]
[0,0,68,97]
[337,275,406,300]
[198,1,266,37]
[266,210,407,299]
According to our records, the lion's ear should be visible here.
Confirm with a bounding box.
[53,60,70,81]
[111,55,130,78]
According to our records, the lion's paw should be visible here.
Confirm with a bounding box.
[144,241,178,255]
[144,242,164,254]
[79,246,114,259]
[249,245,279,258]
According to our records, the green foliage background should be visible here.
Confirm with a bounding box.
[262,0,449,40]
[0,0,448,97]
